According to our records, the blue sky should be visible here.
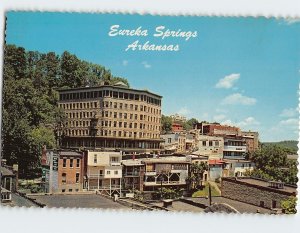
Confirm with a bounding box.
[5,12,300,142]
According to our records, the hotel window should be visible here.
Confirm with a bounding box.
[130,104,133,110]
[113,121,117,127]
[119,103,123,109]
[114,171,118,175]
[209,141,213,146]
[76,173,80,183]
[135,105,138,110]
[124,122,127,128]
[94,154,97,163]
[114,112,117,118]
[63,159,67,168]
[119,122,122,127]
[76,159,80,168]
[107,171,111,175]
[124,113,127,119]
[130,114,133,119]
[135,114,138,120]
[62,173,66,183]
[70,159,73,168]
[202,141,207,146]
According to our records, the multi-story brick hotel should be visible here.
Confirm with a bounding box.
[57,82,162,153]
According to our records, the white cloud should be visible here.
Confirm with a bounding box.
[215,73,240,89]
[177,107,191,116]
[279,118,298,127]
[122,60,129,66]
[280,107,298,118]
[221,93,257,105]
[237,117,260,127]
[213,114,226,122]
[141,61,151,69]
[221,116,260,129]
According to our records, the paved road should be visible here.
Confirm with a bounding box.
[33,194,129,209]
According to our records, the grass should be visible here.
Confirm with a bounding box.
[192,184,221,197]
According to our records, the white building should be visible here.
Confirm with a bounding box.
[193,135,224,159]
[86,150,122,196]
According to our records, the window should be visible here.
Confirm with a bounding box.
[215,141,219,146]
[209,141,213,146]
[114,171,118,175]
[202,141,207,146]
[69,189,72,192]
[260,201,265,207]
[70,159,73,168]
[62,173,66,184]
[63,159,67,168]
[76,173,80,183]
[76,159,80,168]
[107,171,111,175]
[62,189,65,193]
[168,138,172,143]
[272,200,277,209]
[94,154,97,163]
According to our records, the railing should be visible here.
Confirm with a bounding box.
[1,188,12,202]
[145,171,156,175]
[123,172,140,176]
[87,174,105,178]
[223,145,247,152]
[89,185,121,190]
[110,162,121,166]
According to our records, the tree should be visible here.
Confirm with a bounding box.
[247,145,298,185]
[183,118,199,130]
[161,115,173,133]
[2,44,130,178]
[281,197,297,214]
[189,162,209,189]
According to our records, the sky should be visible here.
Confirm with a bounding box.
[5,12,300,142]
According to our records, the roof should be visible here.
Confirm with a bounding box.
[121,160,143,166]
[209,159,225,165]
[223,177,297,194]
[0,166,15,176]
[142,157,191,164]
[59,151,83,157]
[57,84,162,98]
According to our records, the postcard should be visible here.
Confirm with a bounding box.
[1,12,298,214]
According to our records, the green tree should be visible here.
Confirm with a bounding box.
[281,197,297,214]
[161,115,173,133]
[183,118,199,130]
[188,162,209,190]
[247,145,298,185]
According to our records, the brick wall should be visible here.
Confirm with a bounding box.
[221,178,295,209]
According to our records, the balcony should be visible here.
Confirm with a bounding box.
[110,162,121,166]
[223,145,247,152]
[89,185,121,190]
[123,171,140,176]
[145,171,156,176]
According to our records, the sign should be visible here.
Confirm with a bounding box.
[52,156,58,171]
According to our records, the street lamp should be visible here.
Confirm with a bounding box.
[158,175,164,200]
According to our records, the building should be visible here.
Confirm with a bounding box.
[170,114,186,123]
[221,177,297,211]
[41,150,84,193]
[208,159,226,181]
[85,150,122,196]
[171,122,184,133]
[241,131,259,153]
[122,159,144,192]
[58,151,84,193]
[223,136,247,160]
[196,122,241,136]
[160,133,186,153]
[223,160,255,177]
[142,157,191,192]
[192,135,224,159]
[1,162,18,202]
[58,83,162,153]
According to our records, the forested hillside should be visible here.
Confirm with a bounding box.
[262,140,298,154]
[2,44,129,178]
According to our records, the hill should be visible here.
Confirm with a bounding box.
[262,140,298,153]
